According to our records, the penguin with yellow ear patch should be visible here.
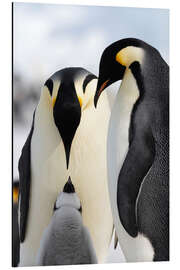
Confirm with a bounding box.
[94,38,169,262]
[18,67,113,266]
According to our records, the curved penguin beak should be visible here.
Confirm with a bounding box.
[94,79,110,108]
[94,58,126,108]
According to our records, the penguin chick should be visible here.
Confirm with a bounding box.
[36,177,97,266]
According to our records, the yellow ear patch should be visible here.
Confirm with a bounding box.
[116,49,129,67]
[13,187,19,203]
[52,97,56,107]
[116,46,144,67]
[52,80,60,107]
[78,96,82,108]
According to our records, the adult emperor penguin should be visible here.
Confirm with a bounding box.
[36,177,97,265]
[18,67,113,266]
[94,38,169,262]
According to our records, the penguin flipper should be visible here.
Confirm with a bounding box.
[117,125,155,237]
[18,111,35,242]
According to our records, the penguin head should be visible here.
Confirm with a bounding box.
[94,38,146,107]
[53,177,82,213]
[44,67,96,169]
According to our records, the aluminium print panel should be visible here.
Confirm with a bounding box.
[13,2,169,266]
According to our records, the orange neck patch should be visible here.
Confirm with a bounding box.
[13,187,19,203]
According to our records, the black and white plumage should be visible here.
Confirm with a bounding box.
[36,178,97,266]
[94,38,169,262]
[18,67,113,266]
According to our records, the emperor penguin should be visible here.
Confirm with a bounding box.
[36,177,97,266]
[94,38,169,262]
[18,67,113,266]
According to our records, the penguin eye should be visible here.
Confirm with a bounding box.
[45,79,53,96]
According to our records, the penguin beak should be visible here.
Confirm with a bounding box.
[94,79,110,108]
[63,176,75,193]
[94,58,126,108]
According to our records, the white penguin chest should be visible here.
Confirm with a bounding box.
[108,68,140,188]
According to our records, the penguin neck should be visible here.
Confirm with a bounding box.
[33,89,61,162]
[120,67,141,106]
[128,61,145,100]
[129,56,169,102]
[82,79,98,111]
[107,67,140,201]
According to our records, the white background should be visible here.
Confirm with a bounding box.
[0,0,179,269]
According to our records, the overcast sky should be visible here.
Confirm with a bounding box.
[13,3,169,86]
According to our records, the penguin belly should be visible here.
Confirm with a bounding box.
[69,90,113,263]
[107,68,154,262]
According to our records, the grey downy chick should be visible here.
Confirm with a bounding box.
[36,177,97,265]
